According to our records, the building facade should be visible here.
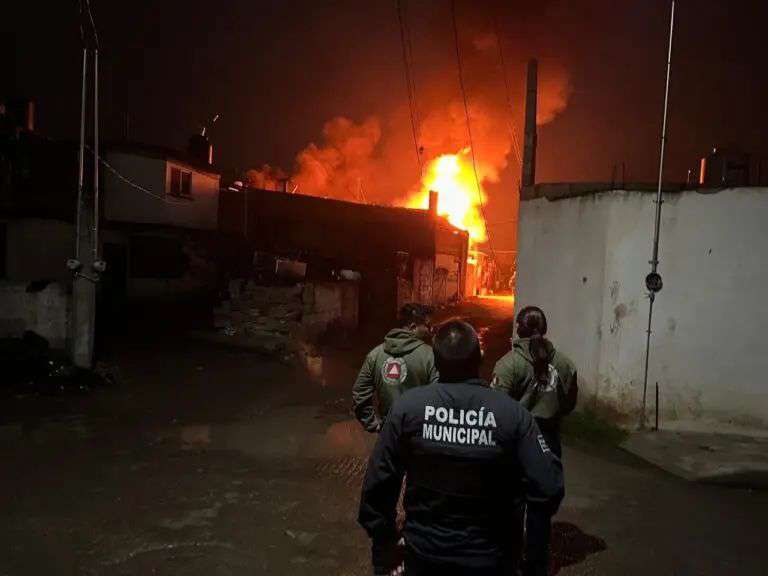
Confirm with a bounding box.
[0,134,221,349]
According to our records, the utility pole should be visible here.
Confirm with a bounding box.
[71,209,97,368]
[521,59,538,189]
[68,1,104,369]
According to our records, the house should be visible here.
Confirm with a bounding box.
[0,107,221,349]
[100,141,221,303]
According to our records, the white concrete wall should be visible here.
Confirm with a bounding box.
[0,281,69,349]
[516,187,768,430]
[104,153,220,230]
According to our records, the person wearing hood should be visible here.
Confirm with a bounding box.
[353,303,439,433]
[491,305,578,576]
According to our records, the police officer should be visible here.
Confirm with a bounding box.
[353,303,439,433]
[359,321,564,575]
[492,306,578,576]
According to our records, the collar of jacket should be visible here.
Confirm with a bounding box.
[439,378,488,387]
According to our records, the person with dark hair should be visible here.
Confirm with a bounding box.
[492,306,578,576]
[359,321,564,575]
[353,303,439,433]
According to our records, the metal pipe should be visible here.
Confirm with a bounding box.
[651,0,676,274]
[641,294,654,429]
[92,49,100,263]
[75,48,87,260]
[641,0,675,429]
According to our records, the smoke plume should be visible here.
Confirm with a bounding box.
[245,35,572,215]
[536,61,572,125]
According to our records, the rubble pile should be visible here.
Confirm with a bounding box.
[213,282,308,358]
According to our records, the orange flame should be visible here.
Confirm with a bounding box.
[407,149,488,244]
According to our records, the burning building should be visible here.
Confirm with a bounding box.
[218,185,473,323]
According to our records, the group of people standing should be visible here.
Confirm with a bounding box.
[353,303,578,576]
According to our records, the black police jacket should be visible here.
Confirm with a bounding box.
[358,379,564,571]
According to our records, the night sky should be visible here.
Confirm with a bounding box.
[3,0,767,247]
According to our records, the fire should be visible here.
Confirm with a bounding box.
[407,150,488,243]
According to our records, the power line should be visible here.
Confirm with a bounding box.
[80,0,99,49]
[78,0,86,45]
[402,4,422,144]
[490,16,523,175]
[395,0,423,177]
[86,146,189,205]
[449,0,498,263]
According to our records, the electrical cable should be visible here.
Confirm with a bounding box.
[396,0,423,177]
[449,0,499,263]
[402,4,423,146]
[78,0,86,45]
[490,16,523,175]
[85,146,189,205]
[84,0,99,49]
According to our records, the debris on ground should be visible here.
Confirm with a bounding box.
[0,331,115,397]
[197,280,358,381]
[212,283,305,358]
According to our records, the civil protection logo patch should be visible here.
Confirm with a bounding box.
[382,357,408,386]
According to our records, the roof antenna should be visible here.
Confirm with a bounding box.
[201,113,220,137]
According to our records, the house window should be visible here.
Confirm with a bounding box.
[169,167,192,197]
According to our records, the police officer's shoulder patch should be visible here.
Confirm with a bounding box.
[382,357,408,386]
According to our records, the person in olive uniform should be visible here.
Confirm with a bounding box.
[492,305,578,576]
[359,320,564,575]
[353,303,439,433]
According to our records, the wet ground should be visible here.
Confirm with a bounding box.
[1,297,767,575]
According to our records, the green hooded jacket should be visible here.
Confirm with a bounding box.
[352,328,439,432]
[491,338,578,421]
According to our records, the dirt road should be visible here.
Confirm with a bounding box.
[1,297,766,574]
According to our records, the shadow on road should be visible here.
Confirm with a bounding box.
[550,521,607,574]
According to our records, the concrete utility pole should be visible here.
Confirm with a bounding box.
[521,59,538,188]
[71,210,97,368]
[68,4,103,369]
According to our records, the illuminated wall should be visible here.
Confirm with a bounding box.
[516,187,768,431]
